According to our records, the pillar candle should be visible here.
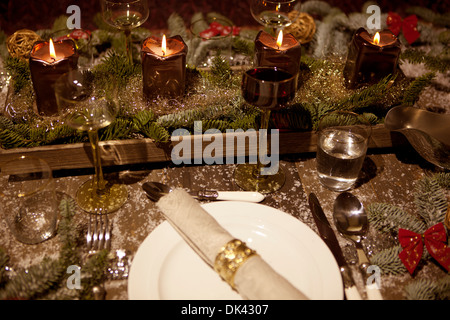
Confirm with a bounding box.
[29,39,78,116]
[343,27,401,89]
[141,35,188,99]
[254,30,302,76]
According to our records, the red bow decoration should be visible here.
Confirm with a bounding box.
[398,223,450,274]
[199,22,240,40]
[387,12,420,44]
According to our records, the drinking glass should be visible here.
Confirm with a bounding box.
[55,70,128,214]
[234,67,298,194]
[100,0,149,64]
[316,111,372,191]
[0,156,58,244]
[250,0,300,35]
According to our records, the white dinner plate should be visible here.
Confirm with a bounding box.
[128,201,343,300]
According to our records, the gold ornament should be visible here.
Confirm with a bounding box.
[214,239,257,289]
[6,29,42,61]
[285,11,316,44]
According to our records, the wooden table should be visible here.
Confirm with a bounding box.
[1,139,447,300]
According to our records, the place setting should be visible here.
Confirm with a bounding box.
[0,0,449,302]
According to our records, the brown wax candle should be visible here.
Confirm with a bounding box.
[343,28,401,89]
[29,39,78,116]
[254,30,302,76]
[141,35,188,99]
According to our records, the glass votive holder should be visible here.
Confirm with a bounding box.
[0,155,58,244]
[189,17,233,68]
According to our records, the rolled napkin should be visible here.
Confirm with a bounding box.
[156,188,308,300]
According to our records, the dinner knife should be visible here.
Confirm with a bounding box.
[308,193,363,300]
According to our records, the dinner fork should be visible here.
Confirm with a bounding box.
[86,214,111,253]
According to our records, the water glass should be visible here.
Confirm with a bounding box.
[0,156,58,244]
[316,111,372,191]
[189,17,233,68]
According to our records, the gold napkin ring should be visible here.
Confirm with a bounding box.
[214,239,257,289]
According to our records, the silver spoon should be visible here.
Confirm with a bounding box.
[333,192,383,300]
[142,181,265,203]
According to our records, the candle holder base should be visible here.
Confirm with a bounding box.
[234,163,285,194]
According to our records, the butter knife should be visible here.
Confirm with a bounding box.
[189,189,265,202]
[143,181,265,203]
[308,193,363,300]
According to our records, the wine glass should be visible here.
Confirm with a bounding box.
[250,0,300,35]
[100,0,149,64]
[234,67,298,194]
[54,70,128,214]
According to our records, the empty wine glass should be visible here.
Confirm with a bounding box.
[100,0,149,64]
[234,67,298,193]
[250,0,300,35]
[55,70,128,214]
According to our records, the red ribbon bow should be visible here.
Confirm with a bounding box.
[398,222,450,274]
[387,12,420,44]
[199,22,240,40]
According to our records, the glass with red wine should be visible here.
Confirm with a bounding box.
[234,67,298,193]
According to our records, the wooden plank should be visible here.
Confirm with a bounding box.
[0,124,401,170]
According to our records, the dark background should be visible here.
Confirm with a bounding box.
[1,0,449,35]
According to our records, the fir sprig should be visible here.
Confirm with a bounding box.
[5,56,31,93]
[401,72,435,106]
[367,172,450,278]
[404,276,450,300]
[401,49,450,73]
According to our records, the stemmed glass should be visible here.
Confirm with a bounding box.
[234,67,298,194]
[100,0,149,64]
[55,70,128,214]
[250,0,300,35]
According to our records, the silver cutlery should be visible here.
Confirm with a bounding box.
[142,181,265,203]
[333,192,383,300]
[87,214,111,253]
[308,193,363,300]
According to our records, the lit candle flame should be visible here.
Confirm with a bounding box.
[276,30,283,49]
[161,34,167,56]
[49,38,57,60]
[373,32,380,45]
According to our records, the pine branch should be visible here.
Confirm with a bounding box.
[79,250,110,300]
[406,6,450,27]
[401,49,450,73]
[369,245,407,275]
[404,276,450,300]
[367,203,427,234]
[99,118,133,141]
[433,172,450,189]
[139,121,171,143]
[414,175,448,227]
[5,57,32,93]
[337,75,397,111]
[401,72,435,106]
